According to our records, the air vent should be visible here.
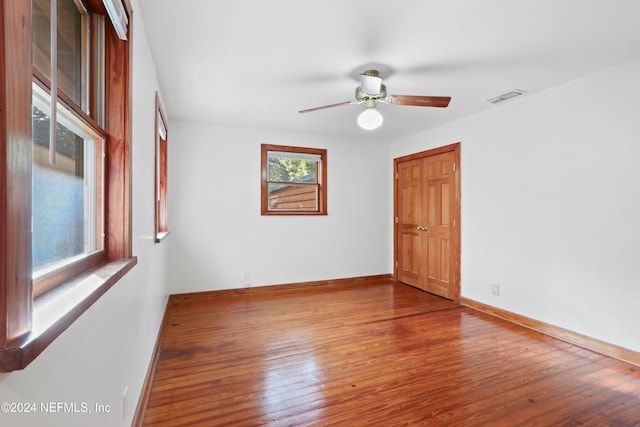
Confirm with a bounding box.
[487,89,526,104]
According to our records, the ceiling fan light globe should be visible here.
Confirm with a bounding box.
[357,107,383,130]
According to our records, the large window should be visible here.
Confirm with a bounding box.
[31,0,106,296]
[261,144,327,215]
[0,0,134,372]
[31,0,109,296]
[31,84,105,296]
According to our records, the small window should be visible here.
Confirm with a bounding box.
[261,144,327,215]
[155,93,169,242]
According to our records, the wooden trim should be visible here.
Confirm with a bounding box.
[453,145,461,301]
[461,297,640,368]
[171,274,394,303]
[394,142,460,163]
[105,12,132,259]
[132,295,172,427]
[33,250,106,298]
[83,0,106,14]
[393,143,461,302]
[0,0,33,348]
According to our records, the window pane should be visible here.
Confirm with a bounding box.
[57,0,84,105]
[267,155,317,183]
[32,89,103,273]
[267,183,318,211]
[32,0,86,106]
[32,0,52,78]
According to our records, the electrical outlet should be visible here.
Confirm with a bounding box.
[243,270,250,280]
[491,284,500,296]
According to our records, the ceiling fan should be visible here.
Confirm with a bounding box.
[298,69,451,130]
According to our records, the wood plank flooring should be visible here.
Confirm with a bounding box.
[142,280,640,426]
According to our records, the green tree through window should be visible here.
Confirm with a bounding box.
[268,157,316,182]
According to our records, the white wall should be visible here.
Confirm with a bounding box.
[168,122,392,294]
[0,2,170,426]
[392,58,640,352]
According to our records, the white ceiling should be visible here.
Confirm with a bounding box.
[136,0,640,140]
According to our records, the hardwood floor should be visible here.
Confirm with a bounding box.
[141,280,640,426]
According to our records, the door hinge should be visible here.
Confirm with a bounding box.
[395,260,398,268]
[453,219,456,227]
[453,162,456,171]
[396,172,399,179]
[395,216,399,223]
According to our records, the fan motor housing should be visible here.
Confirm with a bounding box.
[356,84,387,101]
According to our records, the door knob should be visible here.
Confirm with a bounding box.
[417,225,428,231]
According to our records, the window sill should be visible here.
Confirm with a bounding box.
[155,231,170,243]
[261,211,328,216]
[0,257,137,372]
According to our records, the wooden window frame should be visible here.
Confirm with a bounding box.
[261,144,328,216]
[154,92,169,242]
[0,0,136,372]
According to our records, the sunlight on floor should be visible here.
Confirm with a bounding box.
[261,333,326,420]
[583,367,640,397]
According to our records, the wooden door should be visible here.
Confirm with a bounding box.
[397,159,423,288]
[422,151,456,298]
[395,144,460,301]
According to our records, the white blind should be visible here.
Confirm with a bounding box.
[158,113,167,140]
[102,0,128,40]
